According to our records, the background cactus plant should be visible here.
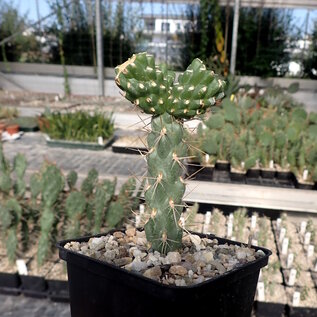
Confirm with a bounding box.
[115,52,225,253]
[37,165,64,266]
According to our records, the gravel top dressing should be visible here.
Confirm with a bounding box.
[64,228,265,287]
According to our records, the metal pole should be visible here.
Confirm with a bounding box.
[230,0,240,75]
[96,0,104,96]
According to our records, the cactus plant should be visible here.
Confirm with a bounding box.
[115,52,225,253]
[13,153,27,198]
[0,143,11,194]
[0,198,22,263]
[67,170,78,190]
[93,179,116,233]
[37,165,64,266]
[65,191,86,238]
[105,177,138,228]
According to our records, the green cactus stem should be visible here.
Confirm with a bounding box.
[67,170,78,190]
[115,53,225,254]
[0,143,11,194]
[0,198,22,263]
[37,165,64,266]
[65,191,86,238]
[106,178,136,228]
[13,153,27,198]
[93,179,116,233]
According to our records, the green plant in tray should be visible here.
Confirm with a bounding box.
[41,110,114,143]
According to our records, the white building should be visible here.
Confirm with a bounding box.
[141,15,191,69]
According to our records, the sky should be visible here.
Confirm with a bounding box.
[12,0,317,34]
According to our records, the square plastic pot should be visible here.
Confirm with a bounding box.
[57,230,271,317]
[0,272,21,295]
[246,168,261,179]
[287,305,317,317]
[47,279,69,302]
[229,168,246,183]
[255,301,286,317]
[260,169,276,179]
[20,275,47,298]
[186,162,214,181]
[215,161,230,171]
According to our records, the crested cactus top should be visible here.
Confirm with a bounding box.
[115,52,225,119]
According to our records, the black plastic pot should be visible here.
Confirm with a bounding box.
[0,272,21,295]
[57,231,271,317]
[187,162,214,181]
[287,305,317,317]
[255,301,286,317]
[295,179,315,190]
[20,275,47,298]
[246,168,261,179]
[229,168,246,183]
[215,161,230,171]
[47,279,69,302]
[260,169,276,179]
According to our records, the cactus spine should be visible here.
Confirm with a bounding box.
[115,53,225,253]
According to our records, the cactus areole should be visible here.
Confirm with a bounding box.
[115,52,225,254]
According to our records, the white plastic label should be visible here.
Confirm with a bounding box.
[300,221,307,235]
[269,160,274,169]
[303,169,308,181]
[276,218,282,230]
[227,222,233,238]
[307,245,314,258]
[135,215,141,228]
[292,291,300,307]
[241,161,245,169]
[203,224,210,234]
[257,282,265,301]
[288,268,297,286]
[304,232,311,245]
[287,253,294,269]
[179,216,185,227]
[97,136,103,145]
[251,239,258,246]
[205,154,210,163]
[279,228,286,244]
[282,238,289,255]
[251,215,257,230]
[228,213,234,224]
[204,211,212,225]
[16,259,28,275]
[139,204,145,215]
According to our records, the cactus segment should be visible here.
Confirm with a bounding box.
[13,154,27,197]
[0,199,22,263]
[30,173,42,202]
[66,191,86,238]
[115,52,225,119]
[0,143,11,194]
[81,168,98,196]
[38,165,64,266]
[67,170,78,190]
[93,180,115,233]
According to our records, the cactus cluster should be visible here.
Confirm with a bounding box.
[115,52,225,253]
[189,88,317,180]
[0,144,140,265]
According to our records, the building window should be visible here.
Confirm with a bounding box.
[176,23,181,31]
[161,22,170,32]
[146,21,155,31]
